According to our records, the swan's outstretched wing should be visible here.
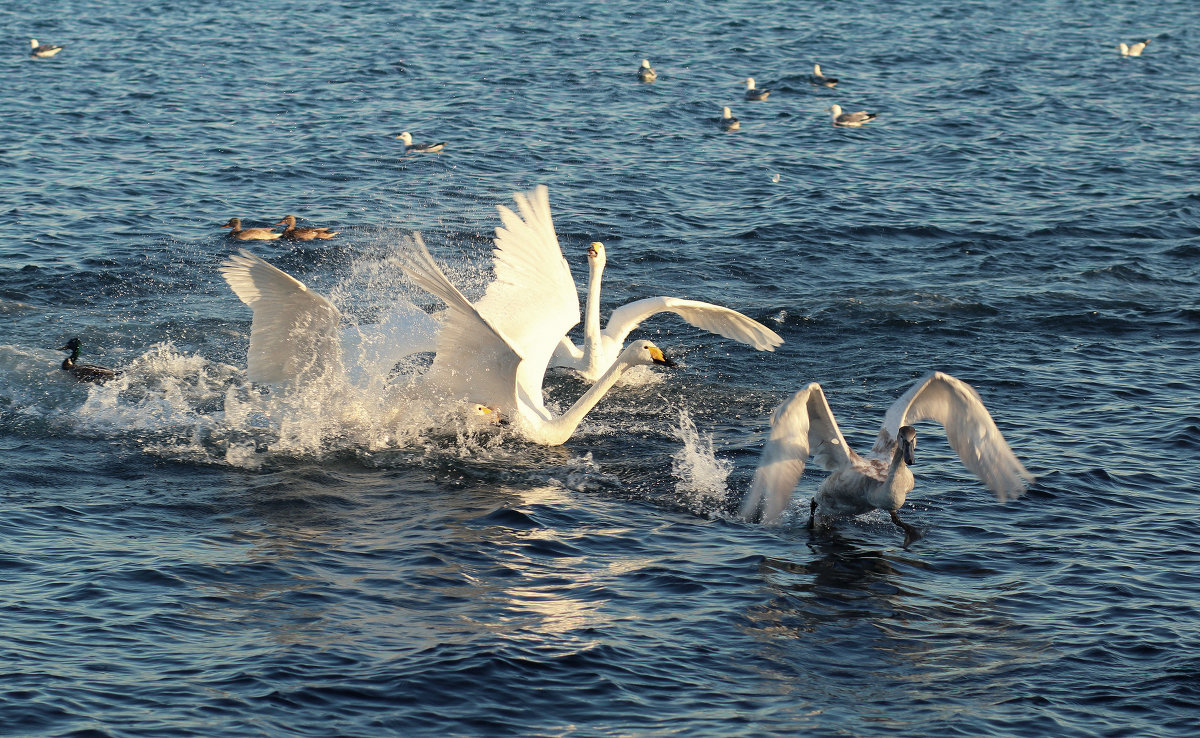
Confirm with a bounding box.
[396,233,522,411]
[474,185,580,402]
[219,249,342,386]
[742,383,854,524]
[604,297,783,352]
[873,372,1034,501]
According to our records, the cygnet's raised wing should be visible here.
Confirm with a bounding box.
[220,249,342,385]
[604,296,783,352]
[873,372,1034,501]
[396,232,522,411]
[742,382,854,524]
[474,185,580,405]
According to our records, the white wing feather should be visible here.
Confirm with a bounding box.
[396,233,524,411]
[474,185,580,403]
[873,372,1034,501]
[742,383,854,523]
[603,296,783,352]
[219,249,342,385]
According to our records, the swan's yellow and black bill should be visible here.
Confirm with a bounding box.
[650,346,677,367]
[586,242,601,257]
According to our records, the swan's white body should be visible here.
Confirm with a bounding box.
[219,249,439,388]
[740,372,1033,539]
[811,64,837,87]
[1119,40,1148,57]
[396,187,676,446]
[744,77,770,101]
[830,104,876,127]
[550,242,782,382]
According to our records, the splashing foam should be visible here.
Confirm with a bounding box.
[16,246,527,468]
[670,407,732,517]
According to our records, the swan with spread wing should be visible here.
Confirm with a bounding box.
[219,249,439,389]
[550,241,782,382]
[394,186,676,445]
[740,372,1033,543]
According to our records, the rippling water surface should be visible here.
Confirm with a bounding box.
[2,0,1199,735]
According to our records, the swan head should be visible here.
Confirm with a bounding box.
[586,241,606,268]
[624,340,676,368]
[396,132,413,145]
[898,425,917,465]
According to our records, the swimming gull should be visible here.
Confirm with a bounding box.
[811,64,838,87]
[744,77,770,101]
[638,59,657,82]
[720,106,740,131]
[830,104,876,127]
[396,132,446,153]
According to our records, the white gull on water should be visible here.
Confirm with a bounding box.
[830,104,876,127]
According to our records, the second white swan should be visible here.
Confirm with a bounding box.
[550,242,783,382]
[740,371,1033,543]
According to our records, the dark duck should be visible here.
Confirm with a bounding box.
[58,337,120,383]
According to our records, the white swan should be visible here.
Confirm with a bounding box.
[830,104,876,127]
[395,207,676,446]
[740,372,1033,543]
[219,249,439,388]
[550,241,783,382]
[744,77,770,101]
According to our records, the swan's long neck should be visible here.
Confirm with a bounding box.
[582,256,604,374]
[885,444,908,484]
[877,441,915,509]
[533,353,632,446]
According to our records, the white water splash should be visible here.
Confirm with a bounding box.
[13,333,517,468]
[670,407,732,517]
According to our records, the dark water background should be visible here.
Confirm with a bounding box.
[2,0,1199,735]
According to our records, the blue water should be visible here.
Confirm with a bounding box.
[2,0,1199,735]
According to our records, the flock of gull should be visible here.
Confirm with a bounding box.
[648,57,876,130]
[36,35,1077,541]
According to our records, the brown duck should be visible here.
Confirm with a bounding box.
[220,218,281,240]
[276,215,338,241]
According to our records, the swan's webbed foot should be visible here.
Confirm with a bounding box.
[889,509,921,546]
